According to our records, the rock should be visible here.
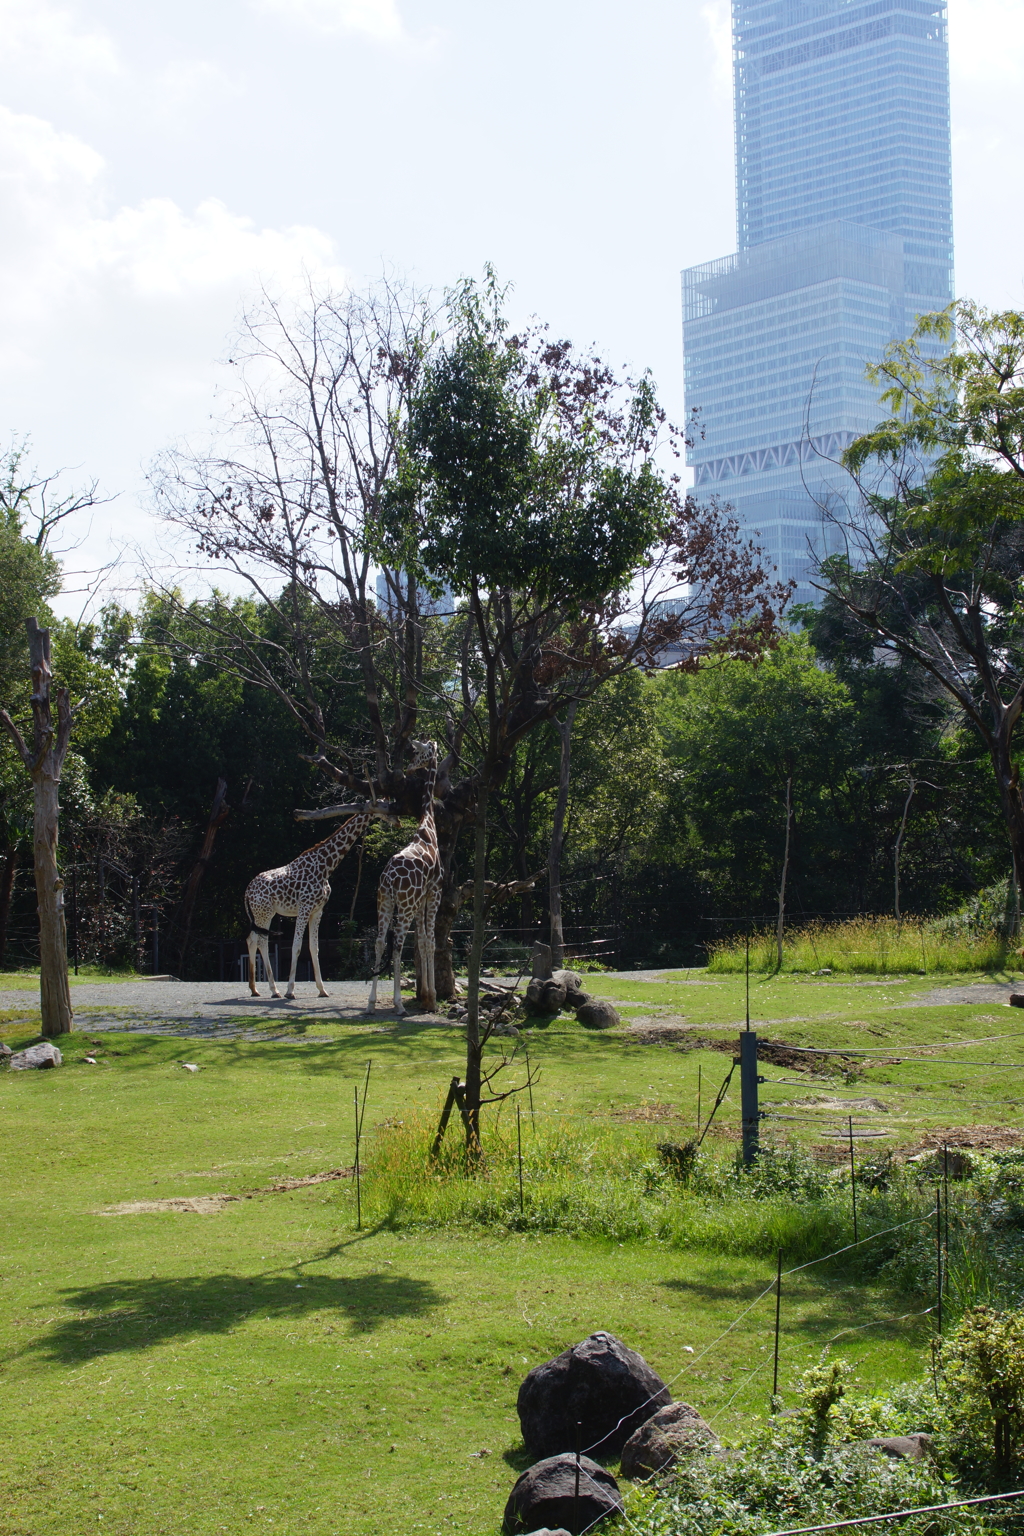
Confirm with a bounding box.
[531,942,553,980]
[552,970,588,1008]
[861,1433,933,1461]
[525,977,567,1016]
[0,1042,12,1064]
[575,999,620,1029]
[620,1402,719,1480]
[503,1454,623,1534]
[517,1331,671,1459]
[1010,994,1024,1008]
[9,1041,63,1071]
[523,1530,572,1536]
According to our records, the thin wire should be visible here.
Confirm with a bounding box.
[706,1308,936,1428]
[759,1487,1024,1536]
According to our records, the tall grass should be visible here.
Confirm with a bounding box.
[360,1112,930,1270]
[706,917,1008,976]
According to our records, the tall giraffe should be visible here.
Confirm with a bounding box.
[244,801,397,1000]
[368,739,442,1016]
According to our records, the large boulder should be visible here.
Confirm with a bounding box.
[503,1455,623,1534]
[575,999,620,1030]
[525,978,567,1017]
[551,970,587,1008]
[517,1331,671,1459]
[9,1041,63,1070]
[620,1402,719,1480]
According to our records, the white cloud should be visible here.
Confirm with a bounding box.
[0,0,120,89]
[0,104,347,574]
[700,0,732,94]
[949,0,1024,83]
[254,0,407,43]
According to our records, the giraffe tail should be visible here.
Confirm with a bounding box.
[244,891,271,939]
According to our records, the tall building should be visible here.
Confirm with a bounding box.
[682,0,953,598]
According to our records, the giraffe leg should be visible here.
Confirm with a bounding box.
[392,919,410,1017]
[246,929,260,996]
[422,889,440,1013]
[286,913,308,999]
[309,907,328,997]
[414,909,428,1011]
[258,931,282,998]
[367,895,392,1013]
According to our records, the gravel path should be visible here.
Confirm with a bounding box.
[0,979,454,1037]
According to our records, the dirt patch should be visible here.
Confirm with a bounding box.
[627,1022,695,1044]
[99,1195,241,1215]
[265,1167,355,1191]
[96,1165,357,1215]
[914,1125,1024,1152]
[777,1095,890,1113]
[611,1102,683,1123]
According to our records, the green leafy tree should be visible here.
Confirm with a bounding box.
[383,272,787,1146]
[822,302,1024,920]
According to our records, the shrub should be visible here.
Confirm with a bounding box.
[940,1307,1024,1483]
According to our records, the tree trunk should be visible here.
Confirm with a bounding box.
[174,778,230,974]
[776,775,793,971]
[0,620,76,1035]
[463,779,490,1158]
[0,840,17,969]
[548,701,578,970]
[992,731,1024,938]
[894,778,916,927]
[35,768,73,1034]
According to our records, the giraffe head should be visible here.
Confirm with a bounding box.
[409,738,438,770]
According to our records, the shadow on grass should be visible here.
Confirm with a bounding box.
[28,1269,445,1363]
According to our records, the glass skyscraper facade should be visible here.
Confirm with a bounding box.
[682,0,953,596]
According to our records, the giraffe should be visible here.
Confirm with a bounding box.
[368,739,442,1017]
[244,801,397,1000]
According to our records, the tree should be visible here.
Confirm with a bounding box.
[654,635,855,934]
[153,273,790,1145]
[0,449,104,1022]
[820,302,1024,921]
[379,272,790,1144]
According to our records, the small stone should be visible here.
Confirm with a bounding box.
[861,1433,933,1461]
[575,999,620,1029]
[0,1042,12,1063]
[503,1454,622,1534]
[9,1040,63,1071]
[1010,995,1024,1008]
[182,1063,200,1073]
[620,1402,719,1480]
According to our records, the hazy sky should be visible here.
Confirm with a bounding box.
[1,0,1021,601]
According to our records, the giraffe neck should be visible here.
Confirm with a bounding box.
[416,760,439,854]
[314,809,374,874]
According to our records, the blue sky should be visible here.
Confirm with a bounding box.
[0,0,1020,597]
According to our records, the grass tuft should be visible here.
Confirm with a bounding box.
[706,917,1009,976]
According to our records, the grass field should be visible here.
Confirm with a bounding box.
[2,965,1023,1535]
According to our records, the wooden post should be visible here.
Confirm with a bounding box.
[430,1076,462,1160]
[0,619,74,1035]
[739,1030,760,1165]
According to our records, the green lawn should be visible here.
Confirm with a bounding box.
[2,970,1022,1535]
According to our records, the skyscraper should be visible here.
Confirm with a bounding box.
[681,0,953,598]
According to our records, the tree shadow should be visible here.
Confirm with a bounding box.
[24,1269,445,1365]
